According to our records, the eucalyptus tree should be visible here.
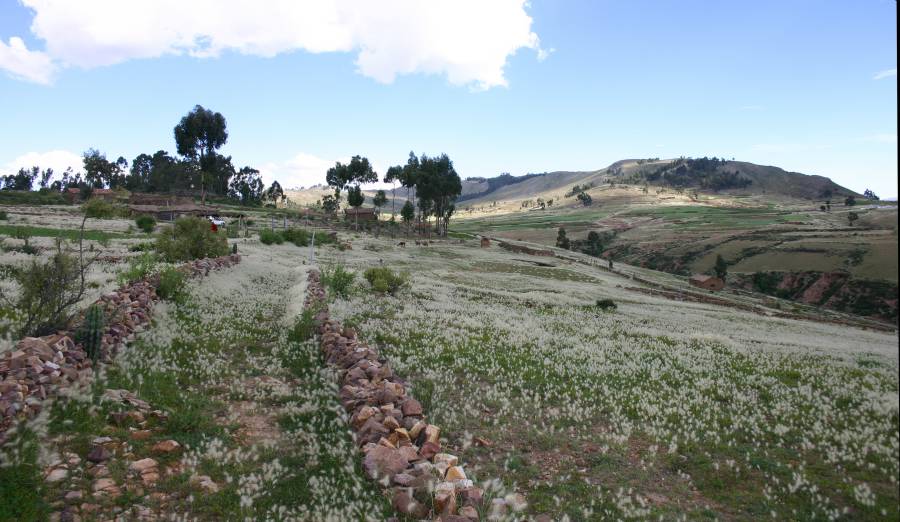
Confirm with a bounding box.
[174,105,228,204]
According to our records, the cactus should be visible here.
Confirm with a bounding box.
[77,304,106,363]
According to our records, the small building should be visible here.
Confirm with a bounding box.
[64,187,81,203]
[343,207,378,222]
[90,189,117,201]
[690,274,725,291]
[480,237,491,248]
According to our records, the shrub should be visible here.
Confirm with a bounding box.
[363,266,408,294]
[287,306,319,343]
[75,304,105,363]
[0,210,7,220]
[156,266,186,301]
[322,264,355,297]
[117,252,158,286]
[155,217,228,262]
[129,242,154,252]
[595,298,617,311]
[0,246,85,336]
[259,228,284,245]
[135,215,156,233]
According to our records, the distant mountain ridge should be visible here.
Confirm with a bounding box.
[459,158,859,205]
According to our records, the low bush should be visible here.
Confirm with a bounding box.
[155,217,229,262]
[0,245,86,336]
[0,210,7,220]
[156,266,186,301]
[363,266,408,294]
[322,264,355,298]
[595,298,617,311]
[259,228,284,245]
[117,252,158,286]
[135,214,156,233]
[129,242,154,252]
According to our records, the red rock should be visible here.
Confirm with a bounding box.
[419,441,441,460]
[401,398,423,417]
[392,488,428,518]
[363,446,409,480]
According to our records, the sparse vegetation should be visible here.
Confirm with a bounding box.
[321,263,355,297]
[154,216,229,262]
[363,266,407,294]
[135,214,156,233]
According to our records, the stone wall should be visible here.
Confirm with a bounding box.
[0,254,241,445]
[305,269,519,520]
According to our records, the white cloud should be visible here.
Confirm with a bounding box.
[8,0,542,88]
[258,152,346,189]
[0,36,56,84]
[2,150,82,181]
[873,68,896,80]
[259,152,394,190]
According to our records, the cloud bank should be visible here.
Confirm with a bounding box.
[1,0,542,89]
[2,149,82,179]
[873,68,896,80]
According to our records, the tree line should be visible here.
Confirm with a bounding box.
[322,151,463,237]
[0,105,283,207]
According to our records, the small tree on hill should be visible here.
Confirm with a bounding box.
[556,228,570,250]
[714,254,728,281]
[863,189,879,201]
[401,200,415,237]
[844,195,856,206]
[577,192,593,206]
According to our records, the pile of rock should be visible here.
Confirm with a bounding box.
[305,269,519,520]
[0,254,241,445]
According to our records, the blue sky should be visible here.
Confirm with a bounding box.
[0,0,896,197]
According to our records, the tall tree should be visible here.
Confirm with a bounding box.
[714,254,728,281]
[400,200,415,237]
[373,189,388,237]
[265,180,285,206]
[174,105,228,205]
[83,149,121,189]
[228,166,264,205]
[384,165,402,221]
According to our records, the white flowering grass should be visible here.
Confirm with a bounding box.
[2,242,391,520]
[322,236,899,520]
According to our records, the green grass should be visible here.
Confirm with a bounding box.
[0,224,128,241]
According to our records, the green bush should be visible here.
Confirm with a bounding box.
[155,217,229,262]
[156,266,186,301]
[595,298,617,311]
[75,304,105,363]
[0,210,7,220]
[0,246,85,336]
[117,252,158,286]
[363,266,408,294]
[322,264,355,298]
[135,215,156,233]
[129,242,154,252]
[259,228,284,245]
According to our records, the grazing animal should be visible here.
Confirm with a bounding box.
[398,242,405,247]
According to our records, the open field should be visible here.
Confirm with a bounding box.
[318,236,899,520]
[1,210,897,520]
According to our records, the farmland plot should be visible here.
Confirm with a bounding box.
[321,238,899,520]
